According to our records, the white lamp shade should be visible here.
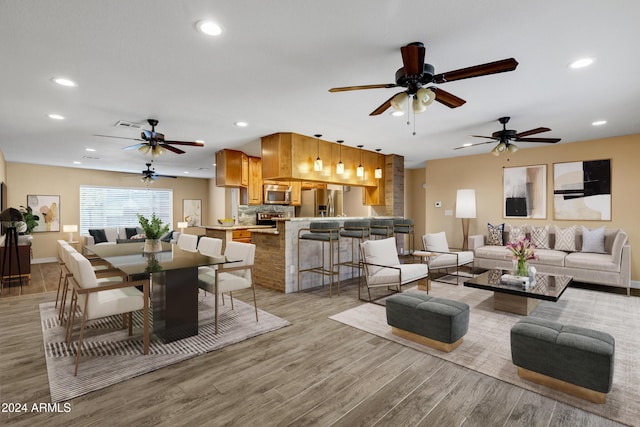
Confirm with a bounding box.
[390,92,408,111]
[507,143,519,153]
[374,167,382,179]
[456,189,476,218]
[177,221,188,229]
[412,96,427,114]
[63,224,78,233]
[336,161,344,174]
[314,157,323,171]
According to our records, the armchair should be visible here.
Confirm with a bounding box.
[359,237,429,302]
[419,232,474,285]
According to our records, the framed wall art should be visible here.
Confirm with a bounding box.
[27,194,60,232]
[503,164,547,218]
[183,199,202,227]
[553,159,611,220]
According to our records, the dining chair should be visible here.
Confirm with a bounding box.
[359,237,429,302]
[55,240,71,309]
[177,233,199,252]
[198,241,257,334]
[421,231,474,285]
[65,252,148,376]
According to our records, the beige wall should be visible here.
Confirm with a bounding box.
[410,134,640,282]
[6,162,211,261]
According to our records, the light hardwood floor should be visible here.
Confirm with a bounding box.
[0,263,624,426]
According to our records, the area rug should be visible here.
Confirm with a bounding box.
[330,281,640,426]
[40,295,291,403]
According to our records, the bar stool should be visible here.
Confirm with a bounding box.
[339,219,370,279]
[394,218,415,255]
[298,221,341,297]
[370,219,394,240]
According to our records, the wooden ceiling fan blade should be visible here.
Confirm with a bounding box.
[431,87,466,108]
[94,134,143,141]
[400,43,425,76]
[515,127,551,138]
[123,143,147,151]
[433,58,518,84]
[369,93,398,116]
[471,135,499,140]
[162,140,205,147]
[454,141,496,150]
[329,83,397,92]
[515,137,561,143]
[161,144,186,154]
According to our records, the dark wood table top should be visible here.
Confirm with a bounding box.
[463,269,573,302]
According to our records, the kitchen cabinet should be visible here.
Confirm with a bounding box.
[216,149,248,187]
[232,229,252,243]
[248,156,263,205]
[289,181,301,206]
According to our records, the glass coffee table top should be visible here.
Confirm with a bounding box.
[464,269,573,302]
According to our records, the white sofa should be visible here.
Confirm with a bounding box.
[82,226,179,246]
[469,225,631,295]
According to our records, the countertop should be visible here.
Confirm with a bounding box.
[202,224,274,231]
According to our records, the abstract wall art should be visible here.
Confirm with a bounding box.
[553,159,611,220]
[503,164,547,219]
[27,194,60,232]
[183,199,202,227]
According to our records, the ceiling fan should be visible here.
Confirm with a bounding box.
[96,119,204,156]
[140,162,177,184]
[329,42,518,116]
[455,116,561,155]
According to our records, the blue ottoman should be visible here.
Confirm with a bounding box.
[386,293,469,352]
[511,316,615,403]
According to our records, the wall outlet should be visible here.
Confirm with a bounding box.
[444,209,453,216]
[435,201,442,208]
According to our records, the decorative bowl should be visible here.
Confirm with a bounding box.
[218,218,235,227]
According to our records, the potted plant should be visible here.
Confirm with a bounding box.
[18,205,40,234]
[137,213,169,252]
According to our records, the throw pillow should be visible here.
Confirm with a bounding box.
[553,225,577,252]
[88,228,108,244]
[530,225,550,249]
[423,231,450,253]
[160,230,174,242]
[125,227,139,239]
[487,223,505,246]
[581,226,606,253]
[507,224,527,244]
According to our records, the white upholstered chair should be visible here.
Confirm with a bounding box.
[177,233,199,252]
[420,232,474,285]
[359,237,429,302]
[198,241,257,334]
[65,252,149,375]
[197,236,224,278]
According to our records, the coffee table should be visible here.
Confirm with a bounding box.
[464,269,572,315]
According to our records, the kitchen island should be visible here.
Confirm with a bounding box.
[203,224,274,246]
[251,217,401,293]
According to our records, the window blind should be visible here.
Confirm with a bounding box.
[79,185,173,235]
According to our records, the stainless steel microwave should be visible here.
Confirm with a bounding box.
[264,184,291,204]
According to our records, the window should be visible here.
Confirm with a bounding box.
[79,186,173,235]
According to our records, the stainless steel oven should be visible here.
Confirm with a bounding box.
[263,184,291,205]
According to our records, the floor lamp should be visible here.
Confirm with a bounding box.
[456,189,476,251]
[0,208,25,292]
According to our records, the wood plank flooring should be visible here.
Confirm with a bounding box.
[0,263,625,426]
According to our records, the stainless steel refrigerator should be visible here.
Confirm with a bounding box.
[299,188,343,217]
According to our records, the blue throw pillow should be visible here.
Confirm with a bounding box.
[88,229,108,244]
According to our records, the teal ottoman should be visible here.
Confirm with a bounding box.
[386,293,469,352]
[510,316,615,403]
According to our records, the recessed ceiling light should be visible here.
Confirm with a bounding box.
[85,148,96,152]
[73,161,81,165]
[592,120,607,126]
[390,111,404,117]
[197,20,222,36]
[234,121,248,127]
[462,143,473,147]
[183,171,189,174]
[195,139,205,144]
[569,57,595,69]
[52,77,77,87]
[47,114,65,120]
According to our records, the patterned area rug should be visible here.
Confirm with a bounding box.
[40,294,290,403]
[330,281,640,426]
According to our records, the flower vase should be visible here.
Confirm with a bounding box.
[143,238,162,253]
[514,258,528,277]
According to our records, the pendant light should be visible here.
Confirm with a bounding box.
[313,134,323,171]
[356,145,364,178]
[374,148,383,179]
[336,140,345,174]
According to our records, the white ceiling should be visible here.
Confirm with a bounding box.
[1,0,639,179]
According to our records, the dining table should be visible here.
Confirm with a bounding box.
[85,241,239,343]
